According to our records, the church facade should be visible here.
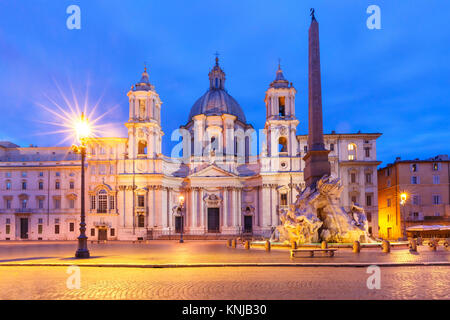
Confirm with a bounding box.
[0,31,381,241]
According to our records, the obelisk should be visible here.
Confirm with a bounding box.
[303,9,331,189]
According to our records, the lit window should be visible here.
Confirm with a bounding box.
[6,181,11,190]
[348,143,355,151]
[98,190,108,213]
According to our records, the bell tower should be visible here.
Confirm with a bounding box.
[125,66,164,159]
[264,63,299,158]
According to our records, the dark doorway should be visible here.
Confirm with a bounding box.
[98,228,107,241]
[244,215,253,233]
[20,218,28,239]
[207,208,220,233]
[175,216,183,233]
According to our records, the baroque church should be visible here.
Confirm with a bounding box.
[0,19,381,241]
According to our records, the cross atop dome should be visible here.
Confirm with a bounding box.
[133,64,154,92]
[270,60,290,89]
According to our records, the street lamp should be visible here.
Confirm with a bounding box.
[178,195,185,243]
[72,112,91,258]
[400,192,407,240]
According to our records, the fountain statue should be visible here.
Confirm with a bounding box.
[275,175,373,244]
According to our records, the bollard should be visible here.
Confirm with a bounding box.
[409,238,417,252]
[265,240,271,252]
[382,240,390,253]
[244,241,250,250]
[353,241,361,253]
[291,241,297,250]
[231,239,237,248]
[321,241,328,249]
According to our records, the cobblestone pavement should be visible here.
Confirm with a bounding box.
[0,241,448,265]
[0,266,448,299]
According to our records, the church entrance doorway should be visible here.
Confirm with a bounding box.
[244,216,253,233]
[207,208,220,233]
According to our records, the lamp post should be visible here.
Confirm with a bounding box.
[72,112,91,258]
[179,195,185,243]
[400,193,407,240]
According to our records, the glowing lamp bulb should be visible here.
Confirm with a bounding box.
[75,113,91,141]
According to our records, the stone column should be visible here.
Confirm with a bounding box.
[191,188,197,228]
[199,188,205,229]
[262,185,271,228]
[222,188,228,228]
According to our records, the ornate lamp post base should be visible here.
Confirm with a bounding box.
[75,249,90,259]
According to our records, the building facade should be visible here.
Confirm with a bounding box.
[0,61,382,241]
[377,155,450,240]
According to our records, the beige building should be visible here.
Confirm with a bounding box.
[377,155,450,240]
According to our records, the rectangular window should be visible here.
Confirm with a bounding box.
[137,195,145,207]
[304,146,307,153]
[54,199,61,209]
[55,181,60,189]
[99,164,106,175]
[412,195,420,205]
[411,164,418,172]
[432,163,440,171]
[38,199,44,209]
[21,172,27,177]
[90,195,96,210]
[351,173,356,183]
[330,144,334,151]
[433,175,440,184]
[387,199,391,207]
[69,181,75,189]
[6,181,11,190]
[365,148,370,157]
[21,199,27,209]
[69,199,75,209]
[55,225,60,234]
[366,195,372,206]
[6,200,11,209]
[109,196,115,210]
[39,181,44,190]
[110,228,115,237]
[348,155,355,161]
[91,228,95,237]
[6,225,10,235]
[39,172,44,177]
[433,195,441,205]
[38,225,43,234]
[69,223,75,232]
[22,181,27,190]
[38,218,43,224]
[411,176,419,184]
[55,172,60,177]
[365,173,372,184]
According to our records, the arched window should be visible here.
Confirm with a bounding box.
[138,141,147,155]
[279,137,288,153]
[278,97,286,117]
[98,189,108,213]
[348,143,357,161]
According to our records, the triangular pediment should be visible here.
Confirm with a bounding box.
[190,165,236,178]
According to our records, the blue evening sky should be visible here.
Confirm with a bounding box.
[0,0,449,167]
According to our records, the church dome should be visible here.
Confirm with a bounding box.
[188,58,247,123]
